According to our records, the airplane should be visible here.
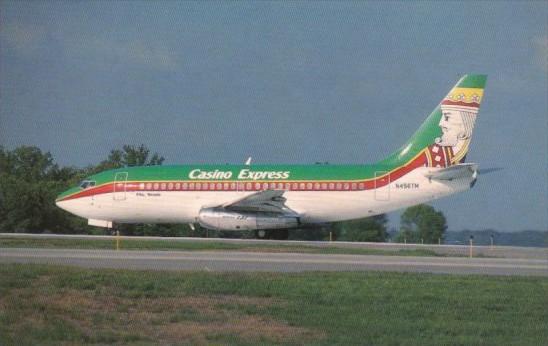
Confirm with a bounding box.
[56,74,487,239]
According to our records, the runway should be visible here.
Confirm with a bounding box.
[1,248,546,276]
[1,233,546,259]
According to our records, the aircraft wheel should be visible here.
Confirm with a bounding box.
[254,229,289,240]
[255,230,268,239]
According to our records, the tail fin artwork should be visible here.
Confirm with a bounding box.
[379,74,487,169]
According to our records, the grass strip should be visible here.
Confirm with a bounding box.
[0,263,546,345]
[0,236,443,257]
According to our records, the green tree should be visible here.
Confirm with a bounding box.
[333,214,388,242]
[93,144,164,172]
[289,226,332,241]
[0,146,83,233]
[397,204,447,244]
[1,146,55,181]
[0,145,166,234]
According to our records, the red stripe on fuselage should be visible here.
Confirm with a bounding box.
[59,153,430,202]
[60,184,114,201]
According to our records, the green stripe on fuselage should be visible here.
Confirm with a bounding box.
[99,163,392,183]
[56,162,400,201]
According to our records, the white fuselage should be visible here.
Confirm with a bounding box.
[56,167,474,226]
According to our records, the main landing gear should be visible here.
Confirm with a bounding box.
[254,229,289,240]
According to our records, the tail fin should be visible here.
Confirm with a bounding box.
[379,74,487,168]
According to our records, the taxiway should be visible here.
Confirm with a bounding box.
[1,248,546,276]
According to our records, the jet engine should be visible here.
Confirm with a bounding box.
[198,207,299,231]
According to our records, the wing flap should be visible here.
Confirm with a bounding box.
[221,189,295,214]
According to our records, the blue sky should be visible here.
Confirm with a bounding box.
[1,1,546,231]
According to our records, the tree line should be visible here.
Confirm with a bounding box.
[0,145,446,242]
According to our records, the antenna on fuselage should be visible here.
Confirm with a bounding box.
[245,157,252,165]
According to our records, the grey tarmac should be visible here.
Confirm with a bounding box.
[1,233,546,259]
[1,248,546,276]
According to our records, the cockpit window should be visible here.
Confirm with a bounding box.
[79,180,96,189]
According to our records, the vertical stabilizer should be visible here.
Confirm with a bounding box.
[380,74,487,168]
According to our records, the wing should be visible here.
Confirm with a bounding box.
[424,163,478,181]
[220,190,296,214]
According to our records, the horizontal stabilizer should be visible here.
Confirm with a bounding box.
[425,163,478,181]
[479,167,503,175]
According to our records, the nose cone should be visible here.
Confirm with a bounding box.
[55,197,86,219]
[55,195,70,213]
[55,187,81,213]
[55,199,67,211]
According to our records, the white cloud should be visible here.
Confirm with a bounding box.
[532,35,548,72]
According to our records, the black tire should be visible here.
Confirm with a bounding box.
[254,229,268,239]
[254,229,290,240]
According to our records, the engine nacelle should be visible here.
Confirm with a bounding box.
[198,208,299,231]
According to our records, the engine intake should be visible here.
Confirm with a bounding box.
[198,207,299,231]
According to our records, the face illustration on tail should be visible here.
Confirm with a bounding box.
[425,85,483,168]
[437,107,470,148]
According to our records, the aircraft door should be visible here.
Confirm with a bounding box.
[113,172,128,201]
[374,171,390,201]
[236,181,245,193]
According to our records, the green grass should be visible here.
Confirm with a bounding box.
[0,264,546,345]
[0,236,443,257]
